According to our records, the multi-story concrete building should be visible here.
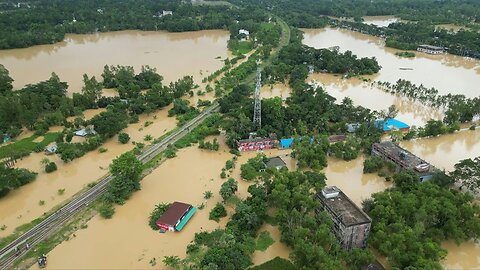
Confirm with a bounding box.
[317,186,372,250]
[371,141,437,182]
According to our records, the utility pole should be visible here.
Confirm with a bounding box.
[253,68,262,130]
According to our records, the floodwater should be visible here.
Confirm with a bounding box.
[302,28,480,98]
[401,128,480,172]
[251,224,291,265]
[260,83,291,101]
[323,156,392,206]
[362,16,398,27]
[0,30,230,93]
[308,73,443,127]
[0,107,177,237]
[401,129,480,269]
[36,137,294,269]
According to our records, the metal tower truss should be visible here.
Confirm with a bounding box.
[253,68,262,129]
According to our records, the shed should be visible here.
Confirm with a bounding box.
[375,118,410,133]
[156,202,196,232]
[279,138,294,148]
[44,144,58,154]
[346,123,360,133]
[265,156,287,170]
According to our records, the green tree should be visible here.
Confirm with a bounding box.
[118,132,130,144]
[105,152,143,204]
[451,157,480,192]
[81,74,103,108]
[220,178,238,202]
[0,64,13,94]
[209,203,227,222]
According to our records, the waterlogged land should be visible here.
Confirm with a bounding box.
[0,30,230,93]
[34,137,294,269]
[0,107,177,237]
[302,27,480,126]
[302,28,480,97]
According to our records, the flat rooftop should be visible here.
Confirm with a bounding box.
[265,156,287,168]
[418,44,444,50]
[317,187,371,227]
[372,141,437,176]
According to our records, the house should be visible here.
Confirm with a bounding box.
[238,29,250,36]
[74,126,96,137]
[0,133,11,144]
[317,186,372,250]
[265,156,287,170]
[371,141,437,182]
[162,10,173,16]
[346,123,361,133]
[156,202,197,232]
[44,144,58,155]
[279,138,294,149]
[328,135,347,143]
[237,134,277,152]
[374,118,410,133]
[417,44,445,54]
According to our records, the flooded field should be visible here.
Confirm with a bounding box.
[401,128,480,171]
[0,107,177,237]
[0,30,230,93]
[362,16,399,27]
[308,73,443,127]
[34,138,293,269]
[302,28,480,97]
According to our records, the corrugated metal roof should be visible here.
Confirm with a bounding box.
[156,202,192,227]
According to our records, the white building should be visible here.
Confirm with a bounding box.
[417,44,445,54]
[239,29,250,36]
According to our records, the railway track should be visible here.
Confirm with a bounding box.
[0,104,219,270]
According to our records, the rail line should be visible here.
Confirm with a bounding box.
[0,104,219,269]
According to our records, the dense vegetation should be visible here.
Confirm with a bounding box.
[0,165,37,198]
[365,172,480,269]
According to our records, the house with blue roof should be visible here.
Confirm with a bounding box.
[375,118,410,133]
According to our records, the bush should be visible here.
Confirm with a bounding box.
[209,203,227,222]
[149,203,170,230]
[203,191,213,199]
[118,132,130,144]
[99,202,115,219]
[363,156,385,173]
[45,162,57,173]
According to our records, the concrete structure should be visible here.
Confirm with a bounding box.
[317,186,372,250]
[417,44,445,54]
[237,134,277,152]
[371,141,437,182]
[265,156,287,170]
[156,202,196,232]
[0,134,10,144]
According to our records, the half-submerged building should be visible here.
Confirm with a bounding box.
[156,202,196,232]
[317,186,372,250]
[371,141,437,182]
[417,44,445,54]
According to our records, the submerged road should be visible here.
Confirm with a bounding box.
[0,104,219,270]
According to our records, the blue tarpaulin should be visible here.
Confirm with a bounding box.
[375,118,410,132]
[280,138,294,148]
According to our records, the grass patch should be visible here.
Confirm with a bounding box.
[174,113,221,149]
[0,132,60,159]
[255,231,275,251]
[249,257,296,270]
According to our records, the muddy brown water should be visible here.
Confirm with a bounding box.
[302,27,480,126]
[362,16,399,27]
[33,137,293,269]
[0,30,230,94]
[0,107,177,237]
[302,28,480,98]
